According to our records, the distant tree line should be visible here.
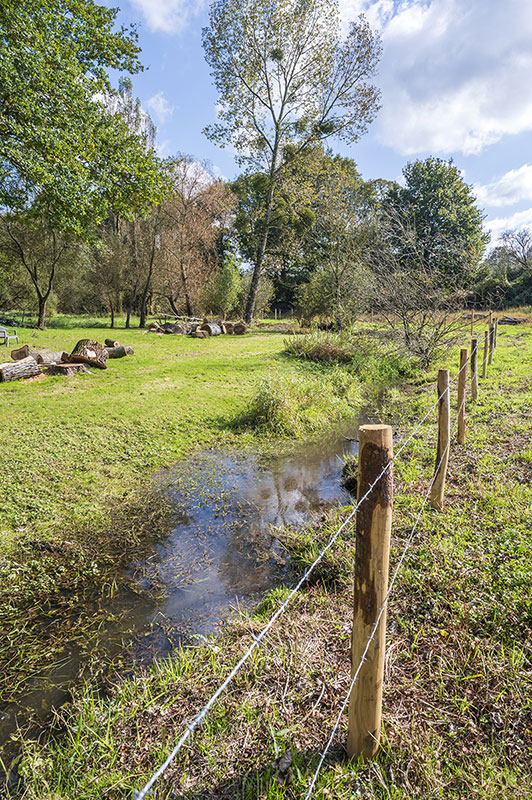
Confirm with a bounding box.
[0,0,528,334]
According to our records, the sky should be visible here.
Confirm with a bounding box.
[110,0,532,246]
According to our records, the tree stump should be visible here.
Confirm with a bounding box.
[45,363,90,377]
[66,339,107,369]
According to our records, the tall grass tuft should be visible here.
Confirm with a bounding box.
[283,329,417,389]
[238,369,361,437]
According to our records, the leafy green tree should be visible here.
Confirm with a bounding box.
[296,154,375,326]
[383,158,489,283]
[203,0,381,322]
[0,0,167,232]
[204,252,242,318]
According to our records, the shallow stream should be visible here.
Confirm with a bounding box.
[0,422,362,780]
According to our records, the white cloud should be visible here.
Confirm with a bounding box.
[485,207,532,241]
[340,0,532,156]
[146,91,174,124]
[131,0,204,34]
[474,165,532,209]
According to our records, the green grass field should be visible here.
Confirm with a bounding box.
[7,321,531,799]
[0,324,318,540]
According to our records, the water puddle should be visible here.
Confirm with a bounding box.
[0,423,360,778]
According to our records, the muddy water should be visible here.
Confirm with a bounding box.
[0,424,360,776]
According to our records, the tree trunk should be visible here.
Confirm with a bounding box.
[37,294,47,330]
[110,304,115,329]
[244,131,280,324]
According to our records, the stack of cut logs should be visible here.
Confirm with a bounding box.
[147,319,248,337]
[0,338,133,383]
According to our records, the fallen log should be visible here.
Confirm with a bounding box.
[103,344,134,358]
[191,330,208,338]
[65,339,107,369]
[104,338,120,347]
[45,363,90,377]
[222,322,234,334]
[499,315,528,325]
[35,350,69,365]
[233,322,248,335]
[200,322,222,336]
[15,355,38,366]
[0,361,42,382]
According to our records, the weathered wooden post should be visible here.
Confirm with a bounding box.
[348,424,393,760]
[488,326,495,365]
[494,317,499,349]
[457,348,468,444]
[482,330,489,379]
[274,307,278,321]
[430,370,451,510]
[470,338,478,401]
[470,312,474,337]
[489,309,493,327]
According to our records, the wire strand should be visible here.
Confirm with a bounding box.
[133,361,469,800]
[303,397,465,799]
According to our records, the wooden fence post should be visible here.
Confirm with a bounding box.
[482,330,489,379]
[488,326,495,365]
[457,348,468,445]
[489,309,493,327]
[494,318,498,349]
[470,338,478,401]
[430,369,450,510]
[348,424,393,760]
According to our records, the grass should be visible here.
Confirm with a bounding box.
[0,320,375,735]
[12,322,532,799]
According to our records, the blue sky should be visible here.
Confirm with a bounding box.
[111,0,532,244]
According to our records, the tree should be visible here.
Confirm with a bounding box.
[0,0,167,232]
[158,158,236,317]
[383,158,489,285]
[204,251,242,318]
[0,214,87,328]
[296,153,377,326]
[203,0,381,322]
[365,210,470,366]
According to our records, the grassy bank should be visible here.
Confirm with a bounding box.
[0,321,394,737]
[13,324,532,798]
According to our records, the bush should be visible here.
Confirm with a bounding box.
[238,370,361,437]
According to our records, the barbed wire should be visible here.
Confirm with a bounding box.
[303,395,466,799]
[133,360,469,800]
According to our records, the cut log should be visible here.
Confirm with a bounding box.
[147,323,163,333]
[104,338,120,347]
[45,363,90,377]
[11,344,30,360]
[233,322,248,335]
[222,322,234,334]
[191,330,208,338]
[200,322,222,336]
[66,339,107,369]
[0,361,42,382]
[35,350,69,365]
[104,345,128,359]
[15,355,38,366]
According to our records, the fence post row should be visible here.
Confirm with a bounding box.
[488,326,495,365]
[457,348,468,444]
[348,424,393,759]
[430,369,451,510]
[470,338,478,401]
